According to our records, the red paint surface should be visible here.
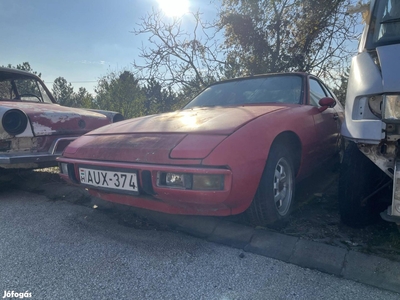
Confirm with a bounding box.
[1,101,110,136]
[59,74,343,216]
[87,106,285,135]
[169,134,227,159]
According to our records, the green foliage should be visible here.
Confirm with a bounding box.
[143,78,178,114]
[52,77,75,106]
[52,77,95,108]
[4,62,41,77]
[74,87,95,109]
[95,71,184,118]
[95,71,147,118]
[220,0,357,79]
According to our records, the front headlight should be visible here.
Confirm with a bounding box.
[157,172,224,190]
[382,95,400,123]
[2,109,28,135]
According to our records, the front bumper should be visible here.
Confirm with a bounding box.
[58,158,237,216]
[0,137,77,169]
[0,152,59,168]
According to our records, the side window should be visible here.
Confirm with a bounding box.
[0,81,15,99]
[309,79,327,107]
[14,79,43,102]
[320,82,336,100]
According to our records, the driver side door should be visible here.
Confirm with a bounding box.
[308,77,341,161]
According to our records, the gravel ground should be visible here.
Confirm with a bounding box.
[0,188,399,299]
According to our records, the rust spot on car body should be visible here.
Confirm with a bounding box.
[1,101,110,136]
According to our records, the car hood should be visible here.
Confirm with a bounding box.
[377,44,400,93]
[0,101,110,136]
[88,105,286,136]
[63,105,287,163]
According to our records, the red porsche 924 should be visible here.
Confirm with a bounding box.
[58,73,343,225]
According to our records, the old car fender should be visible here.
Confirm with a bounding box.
[85,109,124,123]
[201,106,314,214]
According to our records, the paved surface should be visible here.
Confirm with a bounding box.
[1,190,399,300]
[105,207,400,294]
[4,169,400,295]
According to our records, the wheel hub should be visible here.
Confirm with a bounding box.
[273,158,293,216]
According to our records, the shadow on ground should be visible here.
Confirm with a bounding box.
[278,167,400,262]
[2,166,400,262]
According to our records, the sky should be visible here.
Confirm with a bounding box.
[0,0,218,95]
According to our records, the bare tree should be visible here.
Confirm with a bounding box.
[132,8,225,94]
[132,1,360,97]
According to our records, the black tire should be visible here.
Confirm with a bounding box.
[246,143,295,226]
[338,142,390,227]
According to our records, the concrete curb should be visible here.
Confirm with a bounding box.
[35,182,400,294]
[120,205,400,294]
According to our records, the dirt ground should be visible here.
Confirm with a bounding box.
[277,167,400,263]
[3,166,400,263]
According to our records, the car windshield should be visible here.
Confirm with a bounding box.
[0,73,53,103]
[184,75,303,109]
[366,0,400,48]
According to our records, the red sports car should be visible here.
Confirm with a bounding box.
[0,67,123,170]
[58,73,343,225]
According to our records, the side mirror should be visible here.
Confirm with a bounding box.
[318,97,336,112]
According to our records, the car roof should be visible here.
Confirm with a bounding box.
[0,67,40,81]
[0,67,56,103]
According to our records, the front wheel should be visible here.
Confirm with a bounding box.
[246,143,295,226]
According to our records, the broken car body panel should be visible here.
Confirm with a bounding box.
[0,67,123,169]
[0,101,110,137]
[340,0,400,222]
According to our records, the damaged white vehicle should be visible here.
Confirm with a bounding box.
[0,67,123,170]
[340,0,400,227]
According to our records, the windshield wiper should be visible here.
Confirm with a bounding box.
[381,17,400,24]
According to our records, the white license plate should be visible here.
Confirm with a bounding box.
[79,167,138,193]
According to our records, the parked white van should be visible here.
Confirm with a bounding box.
[340,0,400,227]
